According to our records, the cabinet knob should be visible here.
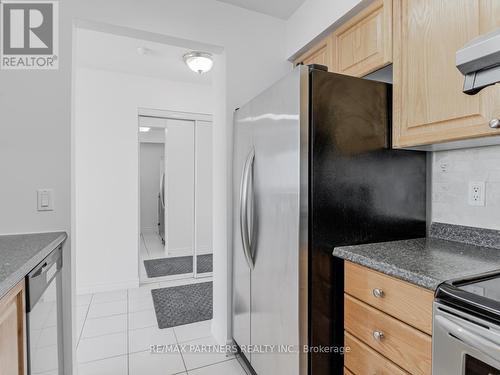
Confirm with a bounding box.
[372,288,384,298]
[490,118,500,129]
[373,331,384,341]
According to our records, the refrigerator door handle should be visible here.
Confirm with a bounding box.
[240,149,255,270]
[159,172,166,209]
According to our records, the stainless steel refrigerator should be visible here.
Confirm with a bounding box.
[232,65,426,375]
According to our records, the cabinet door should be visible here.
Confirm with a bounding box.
[0,281,26,375]
[294,36,332,70]
[393,0,500,148]
[332,0,392,77]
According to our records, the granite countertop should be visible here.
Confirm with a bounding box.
[333,223,500,291]
[0,232,67,299]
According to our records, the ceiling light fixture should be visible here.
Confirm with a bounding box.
[183,51,213,74]
[139,127,151,132]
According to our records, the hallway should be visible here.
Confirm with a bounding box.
[76,283,246,375]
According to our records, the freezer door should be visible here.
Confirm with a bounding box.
[232,103,254,357]
[250,67,308,375]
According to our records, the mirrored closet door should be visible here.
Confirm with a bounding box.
[138,114,212,283]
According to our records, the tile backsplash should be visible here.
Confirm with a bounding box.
[432,145,500,230]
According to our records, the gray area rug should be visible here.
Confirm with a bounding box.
[151,282,213,328]
[196,254,213,274]
[144,254,213,278]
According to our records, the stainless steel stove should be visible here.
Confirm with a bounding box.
[433,272,500,374]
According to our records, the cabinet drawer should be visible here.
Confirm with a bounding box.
[345,294,432,374]
[345,331,408,375]
[344,261,433,334]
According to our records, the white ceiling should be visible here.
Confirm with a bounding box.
[217,0,305,19]
[76,29,212,85]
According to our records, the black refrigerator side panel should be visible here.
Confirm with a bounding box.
[308,70,427,375]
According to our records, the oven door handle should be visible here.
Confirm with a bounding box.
[436,315,500,363]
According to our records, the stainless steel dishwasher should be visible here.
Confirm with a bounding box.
[26,246,64,375]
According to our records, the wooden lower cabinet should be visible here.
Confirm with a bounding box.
[0,280,26,375]
[344,261,433,335]
[345,332,408,375]
[344,262,432,375]
[345,294,431,374]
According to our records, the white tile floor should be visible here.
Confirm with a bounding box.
[76,284,247,375]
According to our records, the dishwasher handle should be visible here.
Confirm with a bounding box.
[26,246,63,312]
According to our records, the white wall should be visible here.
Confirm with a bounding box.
[140,143,163,233]
[75,67,212,293]
[432,145,500,230]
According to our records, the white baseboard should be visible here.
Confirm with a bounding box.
[77,278,139,295]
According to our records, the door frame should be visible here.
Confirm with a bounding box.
[137,108,213,283]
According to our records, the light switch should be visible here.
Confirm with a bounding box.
[37,189,54,211]
[40,191,49,207]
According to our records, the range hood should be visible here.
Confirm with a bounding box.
[456,27,500,96]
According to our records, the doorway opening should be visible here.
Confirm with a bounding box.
[138,109,213,285]
[73,25,221,370]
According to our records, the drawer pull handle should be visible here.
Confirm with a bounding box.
[373,331,384,341]
[490,118,500,129]
[372,288,384,298]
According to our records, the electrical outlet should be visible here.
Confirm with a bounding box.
[468,182,485,206]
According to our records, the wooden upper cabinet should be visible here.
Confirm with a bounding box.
[293,36,332,71]
[393,0,500,148]
[331,0,392,77]
[0,280,26,375]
